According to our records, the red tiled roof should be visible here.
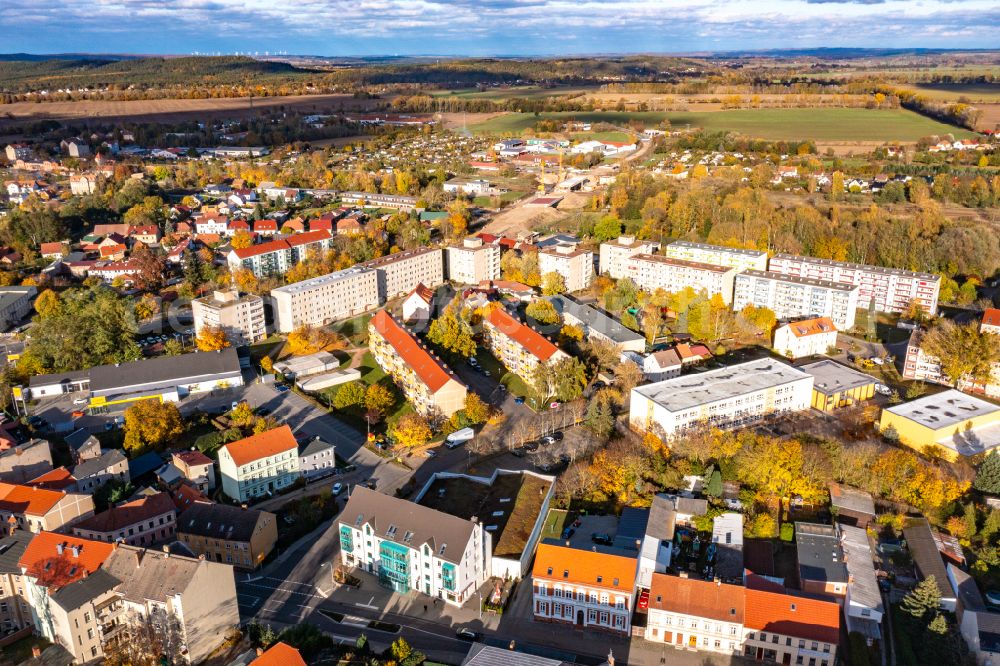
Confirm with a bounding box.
[983,308,1000,329]
[310,218,333,231]
[172,483,211,513]
[0,483,68,516]
[785,317,837,338]
[407,282,434,305]
[18,531,115,591]
[39,242,66,255]
[27,467,77,491]
[253,219,278,232]
[485,308,560,361]
[370,310,460,393]
[73,492,175,534]
[221,425,298,467]
[173,450,212,467]
[532,543,636,591]
[251,642,306,666]
[648,573,745,622]
[99,243,126,258]
[287,229,332,248]
[232,230,330,259]
[228,220,250,231]
[744,587,841,644]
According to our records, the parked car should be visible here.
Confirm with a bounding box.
[331,483,344,496]
[551,431,564,441]
[540,435,555,446]
[72,397,88,405]
[425,449,437,458]
[275,384,291,393]
[986,590,1000,608]
[875,383,893,396]
[510,447,527,458]
[591,533,613,546]
[514,397,525,405]
[455,628,480,642]
[561,527,575,539]
[869,357,885,366]
[523,441,539,452]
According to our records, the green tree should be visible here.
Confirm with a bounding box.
[541,272,567,296]
[525,299,561,326]
[922,320,1000,386]
[163,339,184,356]
[551,357,587,402]
[592,216,622,242]
[427,303,476,358]
[901,576,942,621]
[585,390,617,438]
[975,452,1000,494]
[333,382,367,410]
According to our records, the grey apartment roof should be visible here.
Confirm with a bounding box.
[102,546,201,603]
[840,525,883,613]
[50,568,120,610]
[299,437,335,458]
[771,253,940,281]
[535,234,580,249]
[463,644,565,666]
[631,253,735,274]
[737,269,859,292]
[0,529,34,574]
[667,240,768,258]
[903,518,955,601]
[828,482,876,517]
[340,486,476,564]
[884,389,1000,431]
[801,360,877,396]
[795,522,848,584]
[72,448,126,479]
[646,494,677,541]
[178,502,271,543]
[271,266,375,295]
[64,428,98,453]
[89,347,241,395]
[632,358,812,414]
[0,288,34,312]
[948,563,986,612]
[359,247,440,269]
[547,295,643,347]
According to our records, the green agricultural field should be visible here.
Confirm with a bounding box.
[468,108,976,141]
[909,82,1000,103]
[428,85,598,100]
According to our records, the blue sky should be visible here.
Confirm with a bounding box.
[2,0,997,56]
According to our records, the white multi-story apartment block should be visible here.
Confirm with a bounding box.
[359,247,444,302]
[532,542,637,636]
[733,270,859,331]
[628,254,737,304]
[767,253,941,315]
[338,486,490,606]
[226,230,333,278]
[599,236,660,279]
[538,244,594,293]
[483,307,567,385]
[191,289,266,346]
[446,237,501,284]
[664,240,769,272]
[629,358,814,437]
[368,310,468,419]
[218,425,301,502]
[772,316,838,360]
[270,267,379,333]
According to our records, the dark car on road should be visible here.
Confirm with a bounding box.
[455,628,480,641]
[591,532,613,546]
[561,527,575,539]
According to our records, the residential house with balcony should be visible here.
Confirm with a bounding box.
[226,229,333,278]
[368,310,467,419]
[0,529,36,636]
[538,244,593,293]
[338,487,490,607]
[532,541,637,636]
[599,235,660,280]
[192,289,267,346]
[218,426,300,503]
[482,308,567,387]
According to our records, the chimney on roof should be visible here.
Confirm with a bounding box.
[134,550,143,568]
[162,544,170,557]
[70,545,80,558]
[56,543,64,555]
[31,646,40,658]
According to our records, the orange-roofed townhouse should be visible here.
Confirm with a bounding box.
[251,641,307,666]
[17,532,117,664]
[368,311,467,419]
[772,317,838,360]
[0,483,94,533]
[128,224,160,246]
[532,542,637,635]
[218,425,301,503]
[483,307,567,388]
[644,573,746,654]
[742,584,841,665]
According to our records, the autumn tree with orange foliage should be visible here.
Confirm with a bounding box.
[196,325,230,351]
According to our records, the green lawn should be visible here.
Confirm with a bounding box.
[331,313,372,347]
[472,190,527,207]
[540,508,571,540]
[570,130,634,143]
[910,82,1000,102]
[469,109,977,141]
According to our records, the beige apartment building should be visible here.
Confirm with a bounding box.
[447,237,501,284]
[483,307,567,385]
[359,247,444,302]
[270,267,379,333]
[627,254,737,303]
[192,289,266,346]
[368,310,467,418]
[0,530,35,637]
[0,483,95,533]
[663,240,769,272]
[599,235,660,279]
[538,244,594,293]
[175,501,277,570]
[733,270,859,331]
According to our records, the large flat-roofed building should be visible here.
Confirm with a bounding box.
[547,295,644,353]
[879,389,1000,460]
[359,247,444,302]
[368,310,467,419]
[338,486,491,606]
[0,286,37,331]
[664,240,768,272]
[271,267,379,333]
[629,358,814,436]
[733,270,859,331]
[446,237,501,285]
[627,254,737,304]
[800,360,877,412]
[482,307,567,385]
[340,191,418,210]
[768,253,941,315]
[795,523,848,598]
[226,229,333,278]
[538,244,593,293]
[599,236,660,280]
[192,289,266,346]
